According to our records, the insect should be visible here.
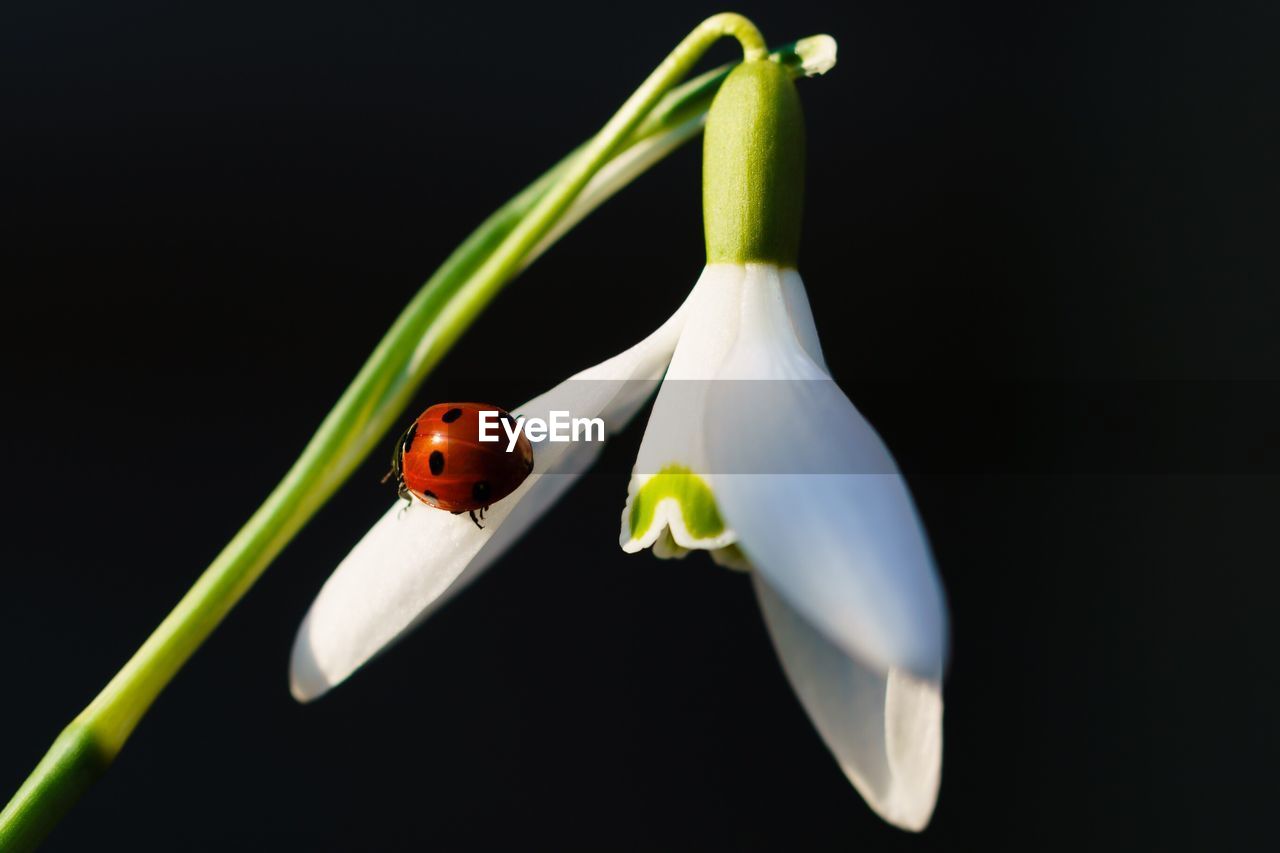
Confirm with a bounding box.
[384,402,534,528]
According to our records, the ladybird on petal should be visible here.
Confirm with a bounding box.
[387,403,534,526]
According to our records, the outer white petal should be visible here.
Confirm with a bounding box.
[755,575,942,831]
[705,265,948,679]
[621,263,745,554]
[289,302,688,702]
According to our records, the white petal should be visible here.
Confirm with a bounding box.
[755,575,942,831]
[705,265,948,678]
[794,35,840,78]
[778,267,826,369]
[621,264,745,553]
[290,303,688,702]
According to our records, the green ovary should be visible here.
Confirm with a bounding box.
[627,464,726,541]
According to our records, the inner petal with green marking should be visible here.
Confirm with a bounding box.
[621,464,738,554]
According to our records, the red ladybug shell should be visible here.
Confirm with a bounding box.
[393,403,533,512]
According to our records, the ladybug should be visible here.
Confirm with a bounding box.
[384,402,534,528]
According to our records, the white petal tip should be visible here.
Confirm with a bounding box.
[289,617,338,704]
[754,577,942,833]
[794,35,838,77]
[861,669,943,831]
[289,675,324,705]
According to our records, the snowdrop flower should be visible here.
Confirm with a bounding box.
[292,48,948,831]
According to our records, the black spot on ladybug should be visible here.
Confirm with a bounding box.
[472,481,491,503]
[429,450,445,476]
[442,407,463,423]
[401,422,418,454]
[421,490,438,507]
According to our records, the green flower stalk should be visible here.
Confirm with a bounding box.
[703,58,807,266]
[0,16,837,852]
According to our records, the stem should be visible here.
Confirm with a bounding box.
[0,17,828,853]
[404,13,768,379]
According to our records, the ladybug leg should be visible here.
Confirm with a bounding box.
[395,483,414,514]
[468,509,485,530]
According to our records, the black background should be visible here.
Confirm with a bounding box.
[3,1,1278,850]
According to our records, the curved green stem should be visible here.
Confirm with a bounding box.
[0,18,841,853]
[399,12,767,386]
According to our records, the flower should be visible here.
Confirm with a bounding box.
[291,51,948,831]
[289,302,692,705]
[615,262,947,830]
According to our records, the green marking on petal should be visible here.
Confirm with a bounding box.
[627,464,726,541]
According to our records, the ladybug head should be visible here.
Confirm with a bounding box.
[387,420,417,493]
